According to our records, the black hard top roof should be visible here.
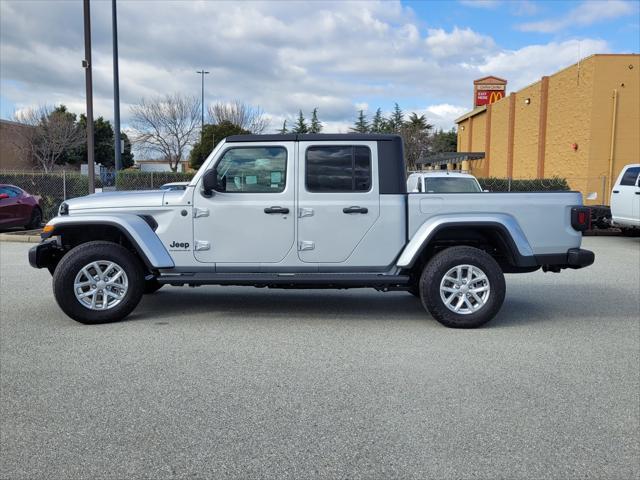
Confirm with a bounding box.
[226,133,401,142]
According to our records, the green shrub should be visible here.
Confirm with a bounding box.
[478,177,570,192]
[115,171,195,190]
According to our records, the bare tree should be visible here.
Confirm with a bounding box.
[11,105,84,172]
[129,93,201,172]
[208,100,269,133]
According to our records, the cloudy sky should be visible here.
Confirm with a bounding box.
[1,0,638,132]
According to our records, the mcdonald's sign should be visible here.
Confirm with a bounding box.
[475,84,506,106]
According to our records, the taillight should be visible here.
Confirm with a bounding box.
[571,207,591,232]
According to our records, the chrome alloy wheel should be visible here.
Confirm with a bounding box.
[439,264,490,315]
[73,261,129,310]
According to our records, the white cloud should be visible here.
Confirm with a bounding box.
[476,39,609,89]
[518,0,636,33]
[0,0,623,132]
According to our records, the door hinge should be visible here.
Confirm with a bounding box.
[193,207,209,218]
[298,240,315,251]
[194,240,210,251]
[298,207,314,218]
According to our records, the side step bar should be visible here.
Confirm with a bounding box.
[157,272,410,289]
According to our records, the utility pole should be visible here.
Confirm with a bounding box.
[196,69,210,133]
[112,0,122,171]
[83,0,95,193]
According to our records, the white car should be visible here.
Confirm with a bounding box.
[611,164,640,228]
[407,171,483,193]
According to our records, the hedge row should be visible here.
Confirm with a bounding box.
[477,177,570,192]
[114,171,195,190]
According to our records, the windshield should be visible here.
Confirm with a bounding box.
[424,177,481,193]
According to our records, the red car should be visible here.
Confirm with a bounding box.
[0,184,43,230]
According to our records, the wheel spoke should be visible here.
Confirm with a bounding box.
[445,294,458,305]
[441,286,458,293]
[103,262,116,277]
[77,289,97,299]
[454,295,465,312]
[470,285,489,293]
[107,270,124,284]
[91,262,103,278]
[471,292,484,306]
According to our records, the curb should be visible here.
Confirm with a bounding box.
[0,233,40,243]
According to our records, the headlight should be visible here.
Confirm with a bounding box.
[58,202,69,215]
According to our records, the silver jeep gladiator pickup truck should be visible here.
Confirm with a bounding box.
[29,134,594,328]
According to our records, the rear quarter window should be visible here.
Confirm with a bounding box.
[620,167,640,186]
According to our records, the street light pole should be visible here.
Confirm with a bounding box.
[82,0,95,194]
[196,69,210,133]
[112,0,122,171]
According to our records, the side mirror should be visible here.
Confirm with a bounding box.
[202,169,218,196]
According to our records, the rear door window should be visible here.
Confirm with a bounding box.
[305,146,371,192]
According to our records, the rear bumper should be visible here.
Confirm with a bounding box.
[28,239,64,269]
[538,248,595,272]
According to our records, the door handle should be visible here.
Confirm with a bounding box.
[264,206,289,214]
[612,190,619,194]
[343,206,368,214]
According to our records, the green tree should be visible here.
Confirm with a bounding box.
[67,115,133,169]
[370,108,385,133]
[407,112,433,131]
[309,108,322,133]
[291,110,309,133]
[351,110,369,133]
[279,120,288,134]
[189,121,249,169]
[390,103,404,132]
[431,128,458,153]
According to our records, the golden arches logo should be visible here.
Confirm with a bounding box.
[489,91,504,104]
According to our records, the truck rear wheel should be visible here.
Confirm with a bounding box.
[52,241,145,324]
[419,246,505,328]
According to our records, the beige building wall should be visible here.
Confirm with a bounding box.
[456,54,639,205]
[512,82,541,179]
[587,55,640,204]
[486,97,509,177]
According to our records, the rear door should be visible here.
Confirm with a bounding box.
[297,141,379,263]
[192,143,295,263]
[612,165,640,226]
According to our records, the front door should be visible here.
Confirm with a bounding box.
[193,143,295,264]
[297,141,380,263]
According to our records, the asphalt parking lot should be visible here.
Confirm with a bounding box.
[1,237,638,480]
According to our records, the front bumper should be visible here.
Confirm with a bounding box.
[28,239,64,269]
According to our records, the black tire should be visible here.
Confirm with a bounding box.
[143,279,164,294]
[52,241,145,324]
[25,207,42,230]
[419,246,505,328]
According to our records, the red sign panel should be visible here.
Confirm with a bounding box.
[475,88,505,106]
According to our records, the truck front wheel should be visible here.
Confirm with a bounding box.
[52,241,145,324]
[419,246,505,328]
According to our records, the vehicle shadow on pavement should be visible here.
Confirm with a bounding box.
[130,280,630,328]
[134,288,427,323]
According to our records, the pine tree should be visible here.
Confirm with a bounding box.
[351,110,369,133]
[279,120,287,134]
[292,110,308,133]
[309,108,322,133]
[390,103,404,132]
[370,108,384,133]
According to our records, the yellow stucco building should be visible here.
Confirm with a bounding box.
[456,54,639,205]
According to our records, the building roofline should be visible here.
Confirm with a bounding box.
[454,105,486,124]
[473,76,507,84]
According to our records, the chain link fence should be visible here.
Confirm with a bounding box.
[1,169,610,223]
